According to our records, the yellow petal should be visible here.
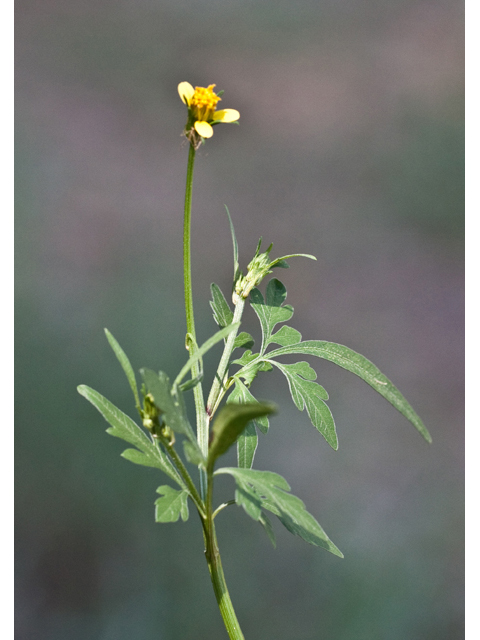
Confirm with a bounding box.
[178,82,194,105]
[213,109,240,123]
[194,121,214,138]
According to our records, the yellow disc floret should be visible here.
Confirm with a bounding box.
[190,85,221,122]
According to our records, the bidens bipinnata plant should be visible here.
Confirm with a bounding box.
[78,82,432,640]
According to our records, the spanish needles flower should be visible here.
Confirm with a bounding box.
[178,82,240,146]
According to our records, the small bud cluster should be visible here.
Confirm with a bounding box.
[234,242,274,299]
[142,392,175,444]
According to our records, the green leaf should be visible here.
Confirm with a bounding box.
[233,332,255,350]
[270,361,337,450]
[234,477,262,520]
[272,259,289,269]
[232,351,273,387]
[208,402,276,470]
[268,325,302,347]
[258,512,277,548]
[155,485,189,523]
[250,279,294,353]
[229,378,270,438]
[266,341,432,443]
[121,448,163,468]
[269,253,317,269]
[77,385,184,487]
[104,328,140,409]
[210,283,234,328]
[178,373,203,392]
[215,468,343,557]
[232,350,257,367]
[226,380,259,469]
[237,422,258,470]
[224,205,241,284]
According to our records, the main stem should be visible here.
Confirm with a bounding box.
[183,142,245,639]
[205,472,245,640]
[183,143,208,496]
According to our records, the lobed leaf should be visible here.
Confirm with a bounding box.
[266,341,432,443]
[233,332,255,350]
[215,467,343,557]
[155,485,189,523]
[270,361,337,449]
[77,385,184,487]
[237,422,258,470]
[228,379,270,435]
[228,378,272,469]
[250,279,294,354]
[258,512,277,548]
[268,325,302,347]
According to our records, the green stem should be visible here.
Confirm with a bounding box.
[205,471,245,639]
[156,436,206,518]
[183,142,209,496]
[206,297,246,418]
[183,141,244,638]
[212,500,236,520]
[183,144,197,340]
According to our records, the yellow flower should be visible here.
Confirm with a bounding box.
[178,82,240,141]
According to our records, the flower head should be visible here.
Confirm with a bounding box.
[178,82,240,146]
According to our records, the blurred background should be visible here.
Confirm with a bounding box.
[15,1,464,638]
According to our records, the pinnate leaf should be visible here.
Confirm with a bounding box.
[155,485,189,522]
[228,378,270,469]
[215,467,343,557]
[250,279,294,353]
[228,379,270,435]
[270,361,337,449]
[268,325,302,347]
[77,385,183,487]
[267,341,432,443]
[233,332,255,350]
[258,512,277,548]
[236,422,258,470]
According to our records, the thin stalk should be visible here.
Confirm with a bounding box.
[183,143,209,496]
[206,297,246,418]
[183,140,245,638]
[205,471,245,640]
[212,500,236,520]
[183,144,197,340]
[156,436,206,519]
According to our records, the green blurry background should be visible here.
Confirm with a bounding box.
[15,1,464,638]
